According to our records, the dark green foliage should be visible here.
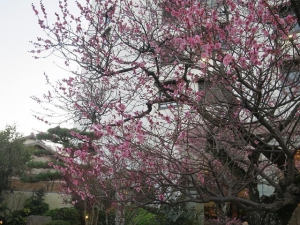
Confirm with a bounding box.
[20,171,62,183]
[6,208,30,225]
[23,155,63,186]
[24,188,49,215]
[158,204,197,225]
[6,189,49,225]
[44,220,71,225]
[37,126,93,148]
[26,161,51,168]
[98,209,115,225]
[125,205,198,225]
[0,126,31,201]
[44,207,81,225]
[129,208,157,225]
[26,160,65,169]
[32,148,54,156]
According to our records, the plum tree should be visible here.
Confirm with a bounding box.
[32,0,300,224]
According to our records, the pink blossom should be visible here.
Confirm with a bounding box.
[198,174,205,184]
[201,52,209,60]
[136,133,145,143]
[206,22,212,29]
[118,103,126,112]
[215,43,222,49]
[194,35,201,43]
[159,194,164,201]
[223,54,233,66]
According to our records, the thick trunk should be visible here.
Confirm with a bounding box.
[247,204,298,225]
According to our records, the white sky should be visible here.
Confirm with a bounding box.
[0,0,80,135]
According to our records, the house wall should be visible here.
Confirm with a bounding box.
[186,201,205,225]
[1,190,72,213]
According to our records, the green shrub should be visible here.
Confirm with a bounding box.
[26,161,50,168]
[44,207,80,225]
[21,171,62,183]
[32,149,53,156]
[131,208,157,225]
[44,220,70,225]
[157,203,199,225]
[24,189,49,215]
[98,209,115,225]
[6,208,30,225]
[6,189,49,225]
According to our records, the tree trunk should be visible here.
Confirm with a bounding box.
[247,204,298,225]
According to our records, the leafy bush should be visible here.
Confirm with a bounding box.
[45,220,70,225]
[32,149,53,156]
[98,209,115,225]
[44,207,80,225]
[26,160,65,169]
[21,171,62,183]
[126,206,197,225]
[157,204,198,225]
[6,208,30,225]
[6,189,49,225]
[26,161,50,168]
[129,208,158,225]
[24,188,49,215]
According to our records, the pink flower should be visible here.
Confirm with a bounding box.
[180,42,186,50]
[201,52,209,60]
[215,43,222,49]
[206,22,212,29]
[223,54,233,66]
[198,174,205,184]
[194,35,201,43]
[137,133,145,143]
[159,194,164,201]
[118,103,126,112]
[239,56,248,69]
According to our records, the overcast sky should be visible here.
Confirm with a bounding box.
[0,1,80,135]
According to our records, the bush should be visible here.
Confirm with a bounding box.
[98,209,115,225]
[130,208,158,225]
[45,220,70,225]
[157,203,200,225]
[21,171,62,183]
[26,161,50,168]
[6,189,49,225]
[32,149,53,156]
[6,208,30,225]
[44,207,80,225]
[24,188,49,215]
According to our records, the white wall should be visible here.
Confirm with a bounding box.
[1,190,72,214]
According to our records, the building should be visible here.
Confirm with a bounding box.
[2,133,71,212]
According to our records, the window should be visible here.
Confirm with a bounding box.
[292,22,300,33]
[205,0,217,8]
[198,79,207,92]
[280,60,300,99]
[278,4,300,34]
[282,60,300,84]
[161,0,217,20]
[157,80,179,109]
[197,78,232,110]
[197,79,216,104]
[160,0,178,20]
